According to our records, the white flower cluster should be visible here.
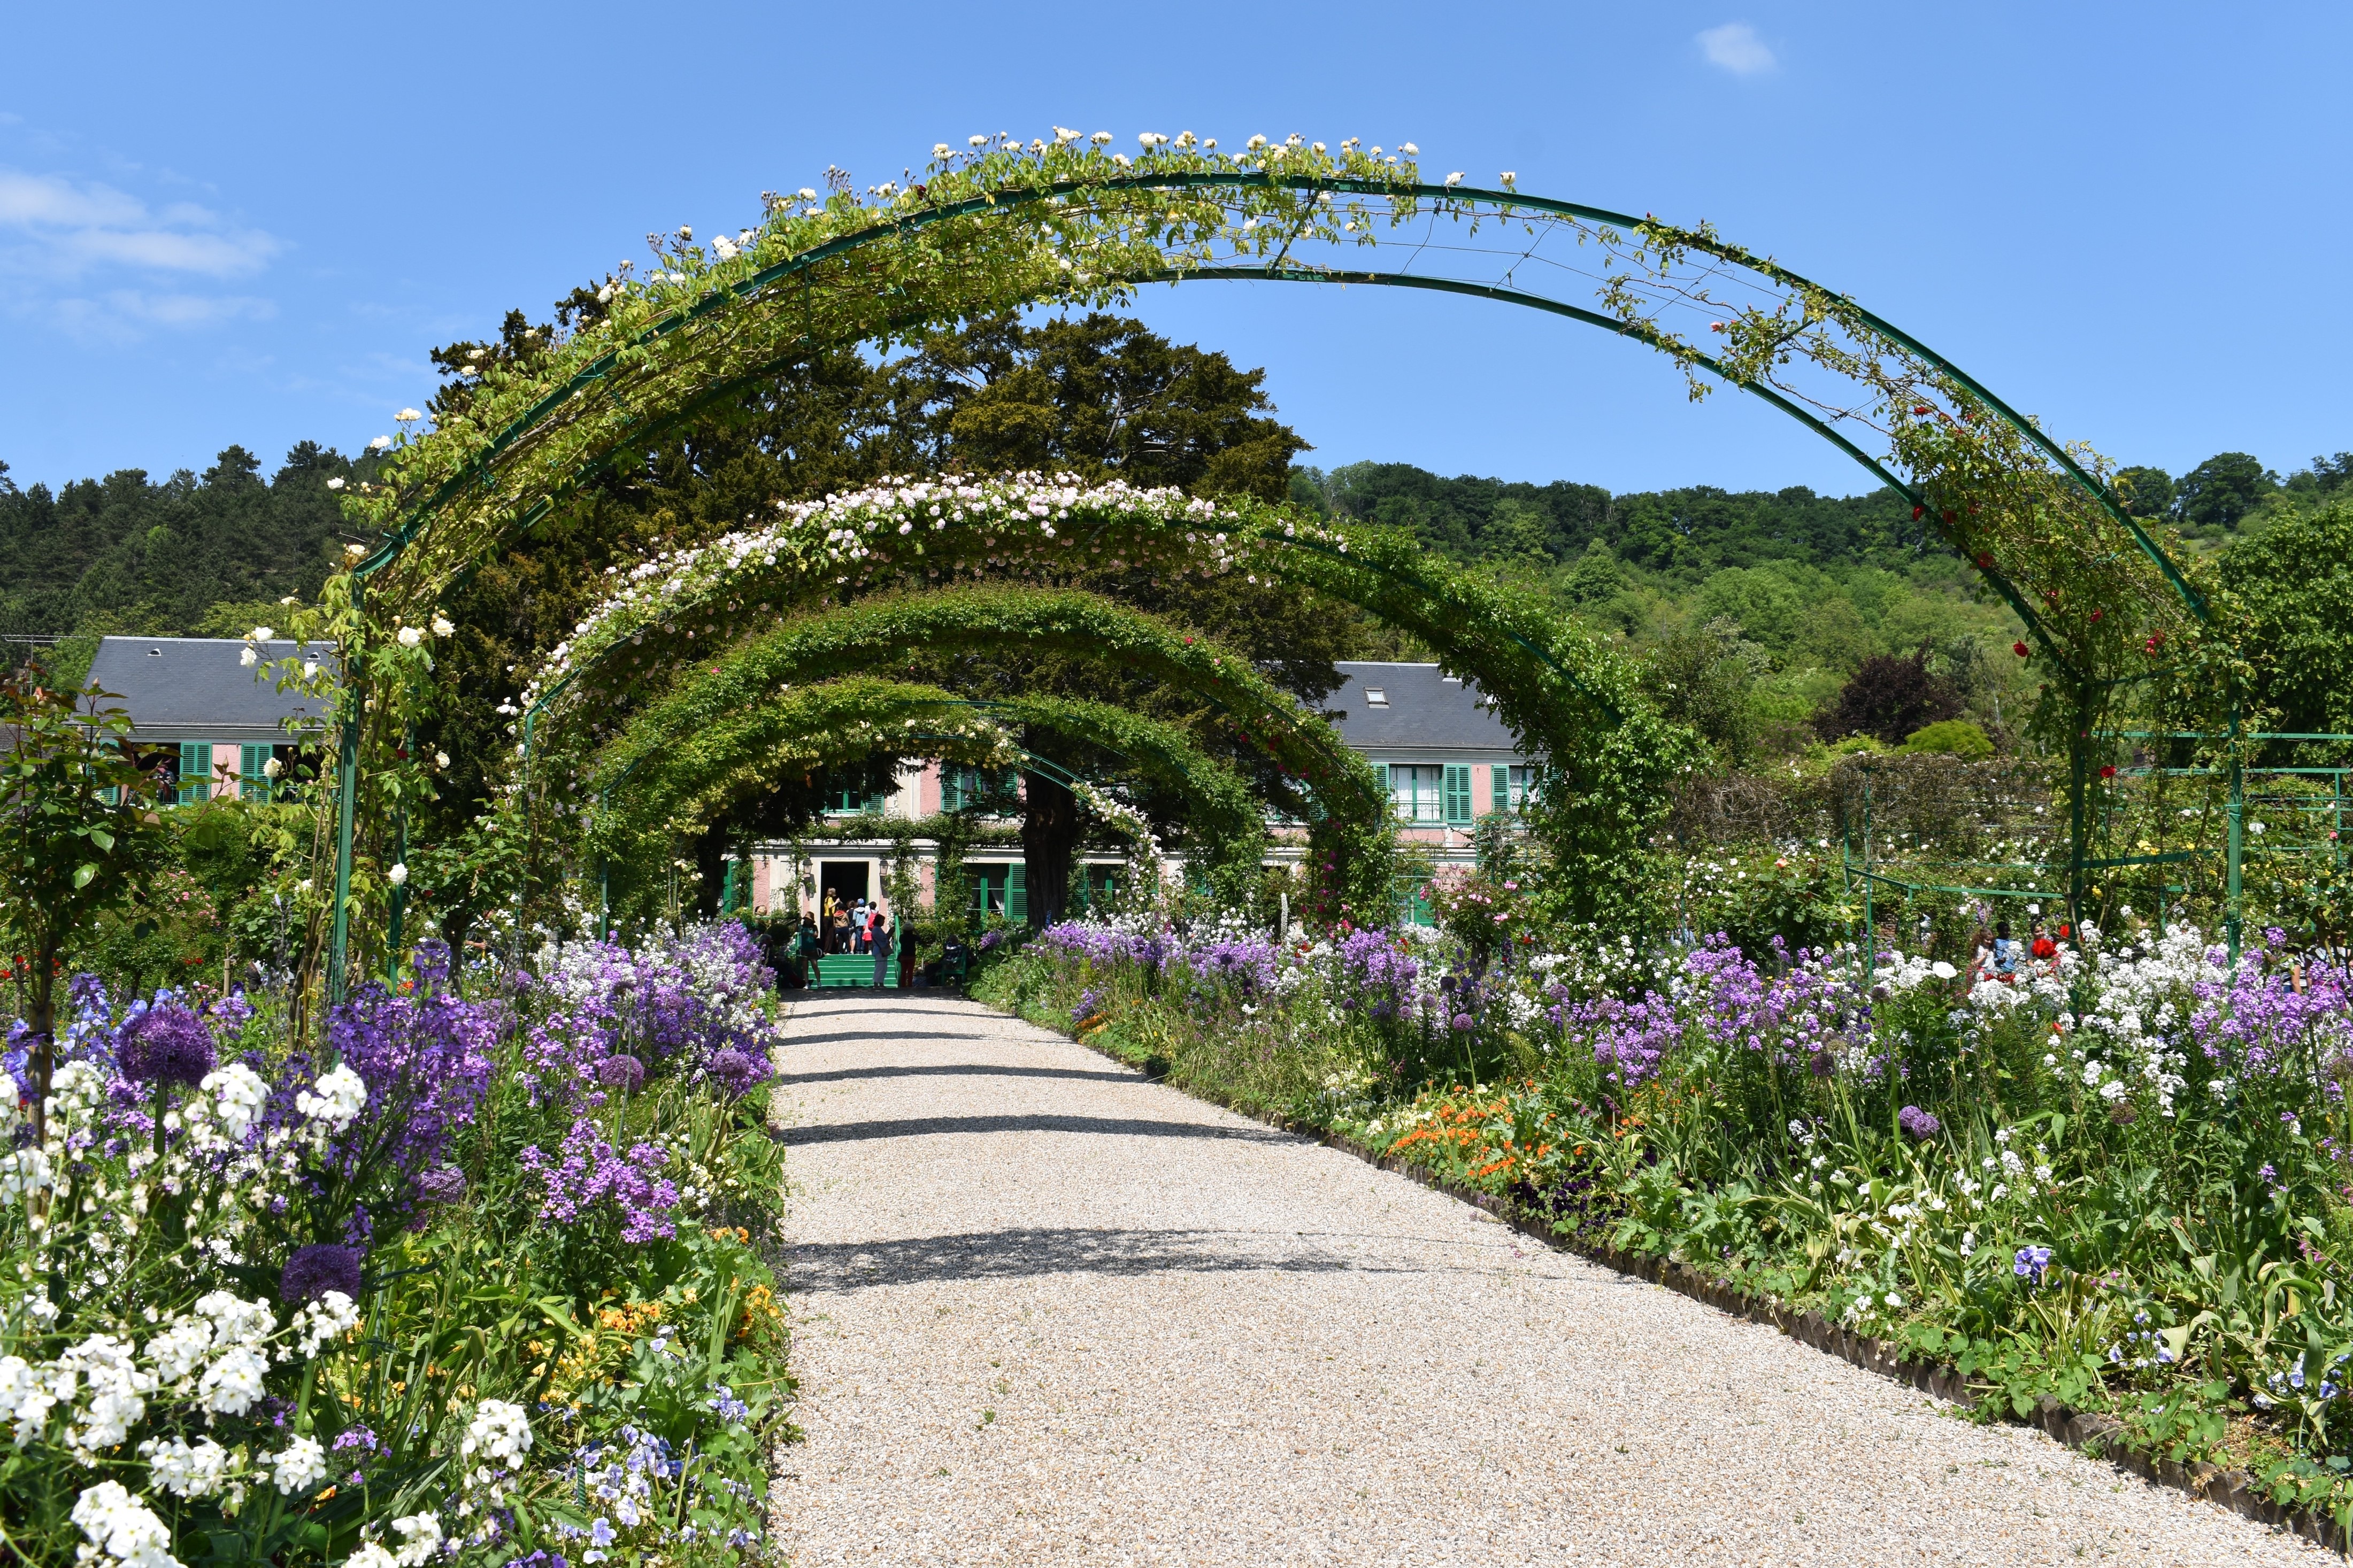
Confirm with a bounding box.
[294,1063,368,1136]
[71,1481,182,1568]
[514,473,1341,735]
[457,1399,532,1513]
[347,1512,444,1568]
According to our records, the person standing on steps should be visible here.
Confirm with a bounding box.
[870,906,892,988]
[795,913,822,986]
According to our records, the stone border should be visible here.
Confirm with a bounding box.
[1038,1008,2349,1555]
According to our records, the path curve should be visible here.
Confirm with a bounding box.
[767,992,2324,1566]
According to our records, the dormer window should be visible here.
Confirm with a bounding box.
[1364,686,1388,707]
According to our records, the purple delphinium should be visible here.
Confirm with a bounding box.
[706,1048,768,1099]
[281,1242,365,1303]
[595,1054,647,1095]
[1337,928,1420,1021]
[1897,1105,1941,1141]
[117,1002,217,1088]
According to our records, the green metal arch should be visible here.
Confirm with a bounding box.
[553,584,1386,835]
[359,168,2198,636]
[596,675,1263,861]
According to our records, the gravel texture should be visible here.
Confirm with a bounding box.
[767,991,2328,1565]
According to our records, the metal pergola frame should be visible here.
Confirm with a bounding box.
[326,172,2211,997]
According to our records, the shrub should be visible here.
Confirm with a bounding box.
[1899,719,1995,758]
[1813,650,1963,746]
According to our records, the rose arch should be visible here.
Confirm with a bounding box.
[313,132,2217,986]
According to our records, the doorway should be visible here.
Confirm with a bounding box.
[819,861,870,952]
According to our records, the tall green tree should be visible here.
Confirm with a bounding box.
[2173,452,2277,532]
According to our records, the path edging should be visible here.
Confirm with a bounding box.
[1024,1005,2347,1554]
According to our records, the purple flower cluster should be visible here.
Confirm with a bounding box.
[320,984,496,1201]
[1337,929,1420,1022]
[281,1243,364,1304]
[1555,991,1685,1085]
[519,1118,681,1243]
[117,1002,217,1088]
[1897,1104,1941,1141]
[2014,1245,2054,1285]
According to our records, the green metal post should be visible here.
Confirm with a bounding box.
[384,723,412,978]
[1861,768,1874,969]
[2067,696,2091,927]
[326,578,365,1006]
[2226,705,2244,963]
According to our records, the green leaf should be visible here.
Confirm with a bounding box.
[87,828,113,851]
[73,862,96,889]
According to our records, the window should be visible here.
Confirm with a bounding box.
[1363,686,1389,707]
[1491,763,1531,813]
[968,864,1026,922]
[240,745,274,803]
[825,779,887,815]
[1442,764,1473,825]
[176,742,213,806]
[1076,864,1119,911]
[942,764,1013,813]
[1387,763,1443,823]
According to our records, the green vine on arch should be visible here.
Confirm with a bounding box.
[305,128,2225,981]
[583,677,1279,917]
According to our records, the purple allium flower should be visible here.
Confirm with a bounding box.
[1897,1105,1941,1140]
[281,1243,365,1304]
[596,1054,647,1094]
[1808,1047,1837,1078]
[708,1048,768,1099]
[117,1003,217,1088]
[413,1167,468,1205]
[1450,1014,1475,1032]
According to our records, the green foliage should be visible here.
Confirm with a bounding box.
[2220,499,2353,742]
[0,665,168,1126]
[1900,719,1995,758]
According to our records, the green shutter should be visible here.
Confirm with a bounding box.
[178,743,211,805]
[1443,763,1473,824]
[1008,863,1027,923]
[241,744,272,802]
[1490,763,1511,814]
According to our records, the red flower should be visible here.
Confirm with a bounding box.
[2099,764,2117,779]
[1911,505,1924,520]
[1974,551,1993,569]
[2089,609,2102,622]
[2013,641,2031,658]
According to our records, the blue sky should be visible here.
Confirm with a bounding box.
[5,3,2347,497]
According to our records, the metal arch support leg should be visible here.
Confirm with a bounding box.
[326,578,365,1009]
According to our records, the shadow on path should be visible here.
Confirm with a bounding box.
[778,1062,1145,1087]
[791,1225,1450,1290]
[775,1113,1288,1147]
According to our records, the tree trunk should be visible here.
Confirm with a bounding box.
[1020,761,1077,929]
[693,825,729,921]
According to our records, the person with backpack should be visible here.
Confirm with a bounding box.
[870,906,893,988]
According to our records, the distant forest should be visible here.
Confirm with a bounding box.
[4,374,2344,764]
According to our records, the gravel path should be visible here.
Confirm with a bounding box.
[767,992,2326,1566]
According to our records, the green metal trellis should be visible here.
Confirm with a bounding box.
[326,171,2213,995]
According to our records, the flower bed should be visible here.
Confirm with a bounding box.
[0,923,787,1568]
[982,913,2353,1528]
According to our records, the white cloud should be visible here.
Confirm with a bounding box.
[1697,22,1777,75]
[0,169,279,278]
[0,167,279,339]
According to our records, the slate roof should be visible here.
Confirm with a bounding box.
[1323,661,1519,753]
[85,637,338,740]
